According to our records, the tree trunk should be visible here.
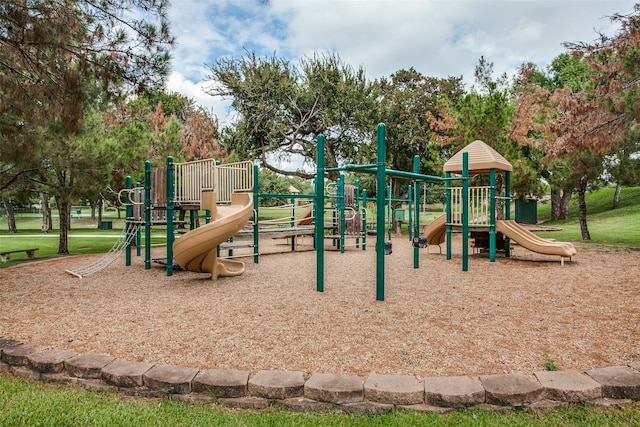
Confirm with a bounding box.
[56,196,71,254]
[97,198,104,229]
[550,188,562,220]
[2,197,17,234]
[550,187,571,220]
[613,182,621,209]
[90,201,97,220]
[40,192,52,232]
[577,176,590,241]
[496,174,504,220]
[559,188,572,220]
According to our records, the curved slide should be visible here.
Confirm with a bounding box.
[173,192,253,279]
[423,214,446,247]
[496,220,577,261]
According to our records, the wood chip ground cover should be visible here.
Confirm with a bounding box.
[1,236,638,379]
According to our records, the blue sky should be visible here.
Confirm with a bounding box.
[166,0,637,128]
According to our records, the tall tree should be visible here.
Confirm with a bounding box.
[535,3,640,240]
[568,4,640,208]
[179,105,226,161]
[510,56,590,219]
[428,57,547,206]
[378,68,464,177]
[0,0,173,253]
[207,52,377,179]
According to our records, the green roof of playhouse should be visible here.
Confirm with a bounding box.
[443,140,513,174]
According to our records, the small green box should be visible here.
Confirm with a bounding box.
[515,199,537,224]
[99,221,113,230]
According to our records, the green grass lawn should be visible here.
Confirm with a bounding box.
[536,186,640,248]
[2,187,638,268]
[1,375,638,426]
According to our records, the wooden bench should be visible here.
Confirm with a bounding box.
[1,248,39,262]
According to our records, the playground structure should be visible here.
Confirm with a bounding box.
[68,156,368,280]
[441,140,576,264]
[315,124,577,300]
[67,123,576,301]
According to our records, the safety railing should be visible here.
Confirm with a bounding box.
[215,160,254,203]
[449,186,492,226]
[174,158,217,204]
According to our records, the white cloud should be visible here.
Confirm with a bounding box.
[165,72,235,126]
[166,0,637,117]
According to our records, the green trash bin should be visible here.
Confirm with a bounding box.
[515,199,537,224]
[99,221,113,230]
[394,209,405,222]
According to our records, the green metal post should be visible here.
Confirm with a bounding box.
[355,180,360,249]
[505,171,512,257]
[290,195,295,252]
[445,172,452,260]
[461,152,469,272]
[489,168,497,262]
[361,189,367,251]
[144,161,151,270]
[253,164,260,264]
[408,184,412,241]
[413,155,420,269]
[125,176,133,266]
[386,185,392,241]
[189,210,196,230]
[376,123,386,302]
[316,134,325,293]
[338,174,345,253]
[136,182,142,257]
[166,156,175,276]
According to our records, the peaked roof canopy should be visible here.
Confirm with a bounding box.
[443,140,513,174]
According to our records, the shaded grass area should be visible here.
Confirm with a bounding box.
[0,218,167,269]
[1,375,639,426]
[536,186,640,248]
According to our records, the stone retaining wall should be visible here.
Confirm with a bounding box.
[2,338,639,414]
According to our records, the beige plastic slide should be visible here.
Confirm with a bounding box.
[173,192,253,279]
[295,204,314,226]
[496,220,577,262]
[423,214,447,247]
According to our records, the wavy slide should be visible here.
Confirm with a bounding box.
[173,192,253,279]
[496,220,577,262]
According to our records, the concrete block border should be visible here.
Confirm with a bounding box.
[1,337,638,414]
